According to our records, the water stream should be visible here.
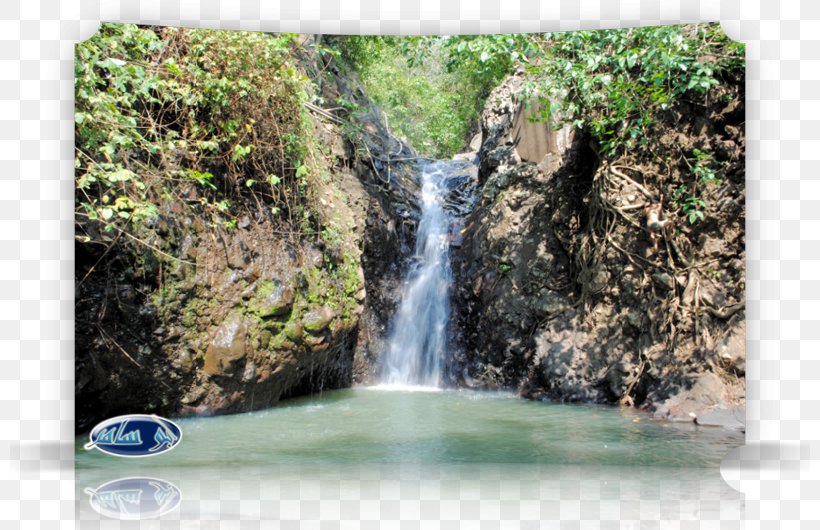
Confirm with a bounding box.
[381,159,474,387]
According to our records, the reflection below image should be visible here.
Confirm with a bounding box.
[84,476,181,520]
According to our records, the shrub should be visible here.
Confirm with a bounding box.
[75,24,315,244]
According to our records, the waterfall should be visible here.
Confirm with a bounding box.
[381,162,456,387]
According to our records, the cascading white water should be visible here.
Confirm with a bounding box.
[381,162,455,387]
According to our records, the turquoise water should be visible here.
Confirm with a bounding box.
[75,387,742,469]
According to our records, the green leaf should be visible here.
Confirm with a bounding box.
[197,140,220,153]
[232,144,253,162]
[164,59,183,75]
[108,168,137,183]
[185,169,217,190]
[101,208,114,221]
[77,174,97,189]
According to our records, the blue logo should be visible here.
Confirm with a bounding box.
[83,414,182,457]
[84,477,182,519]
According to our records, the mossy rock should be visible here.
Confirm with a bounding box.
[283,320,305,342]
[302,306,336,334]
[304,335,325,347]
[269,332,295,351]
[255,280,295,317]
[174,348,195,371]
[259,329,273,349]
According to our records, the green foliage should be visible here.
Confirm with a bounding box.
[671,147,722,224]
[508,24,742,230]
[319,224,344,246]
[522,24,744,158]
[75,23,742,265]
[184,169,216,190]
[330,26,742,162]
[75,23,314,245]
[339,251,362,297]
[674,190,707,225]
[690,148,720,185]
[435,34,534,94]
[333,36,397,77]
[332,36,504,158]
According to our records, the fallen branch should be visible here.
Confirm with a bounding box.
[668,239,691,268]
[620,352,647,407]
[96,324,142,368]
[705,301,745,320]
[302,101,345,124]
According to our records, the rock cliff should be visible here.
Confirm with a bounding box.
[452,71,745,425]
[75,34,419,431]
